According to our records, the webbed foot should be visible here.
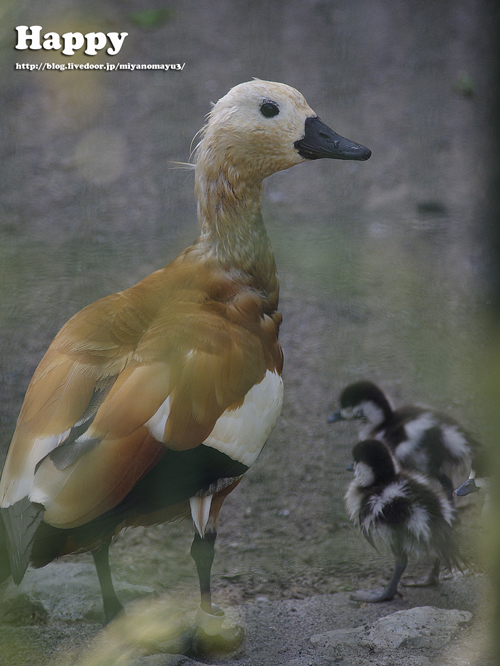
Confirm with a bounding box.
[156,605,244,658]
[402,574,439,588]
[350,587,402,603]
[402,559,440,588]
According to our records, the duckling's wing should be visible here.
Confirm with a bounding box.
[382,406,429,450]
[358,487,413,555]
[429,513,468,572]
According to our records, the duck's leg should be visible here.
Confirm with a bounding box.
[351,553,407,602]
[188,482,242,617]
[92,537,124,623]
[190,527,217,613]
[176,491,244,658]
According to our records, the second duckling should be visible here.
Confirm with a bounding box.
[345,439,464,602]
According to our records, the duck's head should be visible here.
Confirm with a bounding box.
[352,439,398,487]
[328,380,392,426]
[195,79,371,184]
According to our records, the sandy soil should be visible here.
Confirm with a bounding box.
[0,1,497,664]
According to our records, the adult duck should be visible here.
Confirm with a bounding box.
[0,80,370,645]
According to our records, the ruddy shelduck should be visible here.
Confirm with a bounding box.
[0,80,370,633]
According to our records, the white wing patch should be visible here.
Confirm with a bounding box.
[203,370,283,467]
[0,430,70,508]
[3,370,282,516]
[145,395,171,442]
[143,369,283,467]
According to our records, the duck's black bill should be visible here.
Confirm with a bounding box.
[454,477,479,497]
[295,116,371,161]
[327,409,344,423]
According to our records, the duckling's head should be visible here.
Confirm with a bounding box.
[328,380,392,426]
[195,79,371,184]
[352,439,398,487]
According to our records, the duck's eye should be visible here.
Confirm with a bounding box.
[260,100,280,118]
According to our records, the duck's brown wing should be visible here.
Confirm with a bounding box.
[0,261,283,535]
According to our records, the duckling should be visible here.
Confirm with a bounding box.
[0,80,370,639]
[329,380,481,499]
[345,439,464,602]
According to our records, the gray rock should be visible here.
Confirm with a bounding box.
[363,606,473,650]
[3,561,154,622]
[310,605,473,665]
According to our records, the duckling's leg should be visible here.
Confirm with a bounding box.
[351,553,407,602]
[403,557,440,587]
[92,537,124,623]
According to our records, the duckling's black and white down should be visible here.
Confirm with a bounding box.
[345,439,464,602]
[330,380,482,499]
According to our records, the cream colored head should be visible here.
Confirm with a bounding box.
[196,80,313,182]
[195,79,370,186]
[192,79,370,268]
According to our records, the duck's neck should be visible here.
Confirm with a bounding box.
[194,166,279,309]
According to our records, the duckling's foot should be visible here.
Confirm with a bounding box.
[350,587,402,603]
[351,556,407,602]
[402,574,439,588]
[402,559,440,588]
[157,605,244,658]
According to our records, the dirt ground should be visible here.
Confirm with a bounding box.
[0,1,498,664]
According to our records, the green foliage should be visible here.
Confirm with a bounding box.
[129,8,172,29]
[453,74,474,98]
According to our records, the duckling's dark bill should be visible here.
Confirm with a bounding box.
[454,477,479,496]
[294,116,371,161]
[327,409,344,423]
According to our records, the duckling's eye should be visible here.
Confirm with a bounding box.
[260,100,280,118]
